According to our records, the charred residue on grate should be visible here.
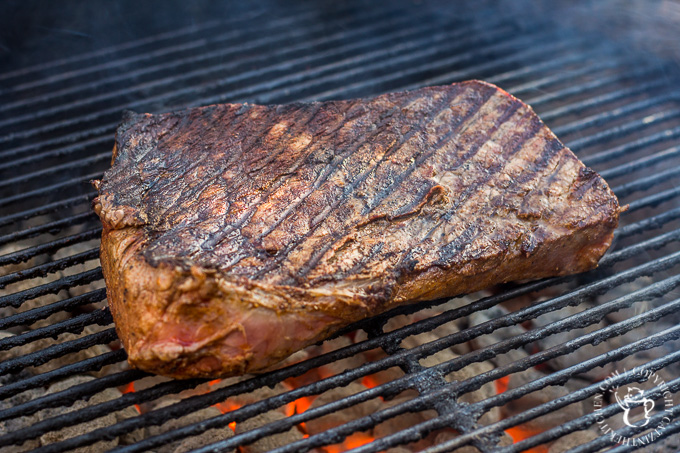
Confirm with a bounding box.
[1,0,680,452]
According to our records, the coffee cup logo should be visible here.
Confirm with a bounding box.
[613,386,655,427]
[592,367,674,446]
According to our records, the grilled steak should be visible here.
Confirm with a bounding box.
[94,81,621,379]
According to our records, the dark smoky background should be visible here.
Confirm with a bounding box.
[2,0,680,72]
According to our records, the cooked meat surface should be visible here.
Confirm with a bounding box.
[94,80,621,379]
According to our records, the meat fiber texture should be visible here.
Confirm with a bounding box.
[94,81,621,379]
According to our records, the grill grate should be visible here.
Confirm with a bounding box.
[1,1,680,452]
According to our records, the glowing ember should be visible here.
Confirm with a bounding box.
[213,400,241,431]
[505,426,548,453]
[119,382,142,414]
[324,432,374,452]
[495,376,510,394]
[361,375,381,389]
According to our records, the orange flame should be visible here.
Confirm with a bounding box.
[495,376,510,394]
[324,432,374,453]
[494,376,547,451]
[213,399,240,431]
[120,382,142,414]
[505,426,548,453]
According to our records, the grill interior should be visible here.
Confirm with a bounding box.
[1,1,680,452]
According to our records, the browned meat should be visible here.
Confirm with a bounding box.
[94,81,621,379]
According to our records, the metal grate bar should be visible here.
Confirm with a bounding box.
[498,59,621,95]
[391,38,588,94]
[0,211,97,247]
[0,135,111,173]
[541,80,673,123]
[0,248,99,289]
[0,368,145,424]
[0,194,93,229]
[0,153,109,191]
[0,309,112,352]
[0,288,106,331]
[0,9,428,129]
[486,52,614,86]
[297,30,569,103]
[552,90,676,137]
[598,144,680,179]
[627,185,680,212]
[0,174,99,209]
[612,166,680,199]
[519,67,662,108]
[0,5,382,113]
[0,19,226,82]
[0,328,117,376]
[0,268,102,310]
[0,349,126,402]
[0,20,519,147]
[0,228,100,268]
[583,125,680,166]
[0,6,322,93]
[618,206,680,238]
[568,109,680,152]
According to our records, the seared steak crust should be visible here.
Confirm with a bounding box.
[95,81,620,379]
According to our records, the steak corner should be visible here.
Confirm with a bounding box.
[94,80,621,379]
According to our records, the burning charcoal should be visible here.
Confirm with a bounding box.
[373,396,438,450]
[0,370,45,452]
[225,382,290,409]
[269,349,309,369]
[170,428,236,453]
[0,331,15,362]
[502,370,584,431]
[305,382,382,434]
[145,398,234,453]
[235,410,303,453]
[51,239,106,301]
[316,335,369,378]
[532,305,618,380]
[599,277,655,325]
[37,375,122,452]
[0,243,47,271]
[446,360,501,425]
[362,366,405,389]
[547,429,598,452]
[468,306,529,367]
[0,253,69,332]
[401,330,458,368]
[403,325,500,426]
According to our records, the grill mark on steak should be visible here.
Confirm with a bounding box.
[95,81,622,379]
[249,85,473,279]
[292,89,509,284]
[193,104,331,254]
